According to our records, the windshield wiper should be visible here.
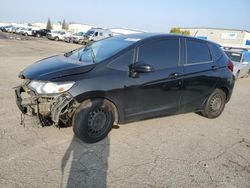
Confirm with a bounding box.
[89,46,96,63]
[79,45,96,63]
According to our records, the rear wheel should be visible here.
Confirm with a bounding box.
[72,99,114,143]
[36,33,40,37]
[201,89,226,119]
[54,36,59,41]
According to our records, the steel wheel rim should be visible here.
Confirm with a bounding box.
[209,94,223,113]
[87,108,109,137]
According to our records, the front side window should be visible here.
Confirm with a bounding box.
[138,39,180,70]
[186,40,212,64]
[108,49,134,71]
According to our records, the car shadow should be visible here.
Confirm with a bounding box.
[61,136,109,188]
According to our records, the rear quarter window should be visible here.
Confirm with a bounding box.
[208,43,223,61]
[186,40,212,64]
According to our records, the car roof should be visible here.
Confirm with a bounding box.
[112,33,218,45]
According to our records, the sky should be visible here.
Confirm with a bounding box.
[1,0,250,32]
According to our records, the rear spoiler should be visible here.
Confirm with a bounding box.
[222,46,249,51]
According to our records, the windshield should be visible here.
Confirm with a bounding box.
[76,32,84,36]
[85,30,95,37]
[225,51,242,62]
[52,31,60,34]
[65,36,137,63]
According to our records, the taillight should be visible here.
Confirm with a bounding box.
[227,59,234,72]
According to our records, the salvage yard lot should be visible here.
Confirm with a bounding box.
[0,32,250,188]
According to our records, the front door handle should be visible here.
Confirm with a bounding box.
[168,72,180,79]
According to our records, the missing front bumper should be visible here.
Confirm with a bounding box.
[14,85,75,126]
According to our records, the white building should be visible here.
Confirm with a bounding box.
[180,27,250,49]
[68,24,94,33]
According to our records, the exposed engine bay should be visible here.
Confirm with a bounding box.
[15,80,79,127]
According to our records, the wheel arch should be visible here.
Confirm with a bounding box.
[74,91,120,125]
[218,86,230,102]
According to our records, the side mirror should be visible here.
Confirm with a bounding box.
[129,63,154,78]
[131,63,154,73]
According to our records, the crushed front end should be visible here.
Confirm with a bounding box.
[14,80,78,127]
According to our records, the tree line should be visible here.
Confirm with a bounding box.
[46,18,69,30]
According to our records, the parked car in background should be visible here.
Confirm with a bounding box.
[4,26,16,33]
[224,47,250,79]
[15,27,25,34]
[32,29,51,37]
[13,27,21,33]
[18,28,27,35]
[15,33,235,143]
[64,32,85,43]
[47,31,71,41]
[80,28,113,44]
[22,28,39,36]
[0,26,9,31]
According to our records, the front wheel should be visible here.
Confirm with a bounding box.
[244,70,250,78]
[236,71,240,80]
[72,99,114,143]
[201,89,226,119]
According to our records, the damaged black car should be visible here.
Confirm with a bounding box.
[15,33,235,143]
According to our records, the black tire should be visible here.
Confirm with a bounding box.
[36,33,40,37]
[72,99,114,143]
[78,39,83,44]
[201,89,226,119]
[245,70,250,78]
[24,33,28,36]
[236,71,240,80]
[54,36,59,41]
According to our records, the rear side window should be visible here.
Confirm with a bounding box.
[186,40,212,64]
[138,39,179,70]
[208,43,223,61]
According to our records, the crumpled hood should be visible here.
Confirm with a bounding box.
[19,55,95,80]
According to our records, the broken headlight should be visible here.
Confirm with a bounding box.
[28,81,75,94]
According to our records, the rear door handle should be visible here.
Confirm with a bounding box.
[211,65,219,71]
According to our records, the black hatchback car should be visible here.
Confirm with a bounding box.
[32,29,51,37]
[15,33,235,143]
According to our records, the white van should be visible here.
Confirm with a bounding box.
[81,28,113,44]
